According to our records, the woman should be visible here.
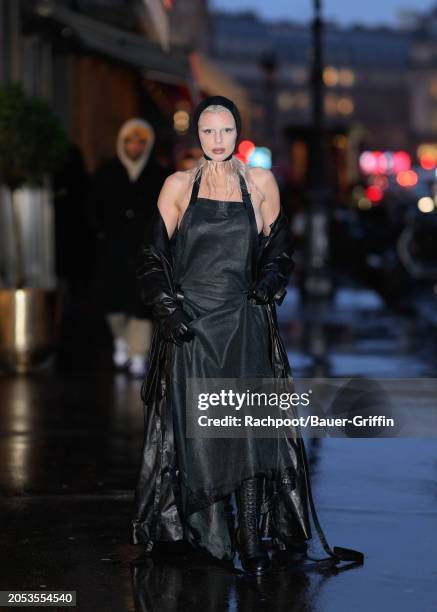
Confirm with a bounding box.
[131,96,363,574]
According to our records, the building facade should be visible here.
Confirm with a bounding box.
[208,11,415,168]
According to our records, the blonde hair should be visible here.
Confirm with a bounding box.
[190,104,262,201]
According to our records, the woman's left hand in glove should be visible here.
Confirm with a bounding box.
[248,272,285,305]
[158,306,194,346]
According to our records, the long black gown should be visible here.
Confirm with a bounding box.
[168,174,308,560]
[132,171,364,568]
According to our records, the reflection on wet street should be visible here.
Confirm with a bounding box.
[0,285,436,611]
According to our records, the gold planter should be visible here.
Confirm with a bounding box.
[0,288,63,373]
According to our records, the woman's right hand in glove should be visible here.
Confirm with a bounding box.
[158,306,194,346]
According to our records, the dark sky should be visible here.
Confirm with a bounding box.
[211,0,436,27]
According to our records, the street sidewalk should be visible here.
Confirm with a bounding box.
[0,280,436,611]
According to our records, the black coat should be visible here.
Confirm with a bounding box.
[131,204,364,566]
[88,157,169,318]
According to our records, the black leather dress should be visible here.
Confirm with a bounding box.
[132,172,364,567]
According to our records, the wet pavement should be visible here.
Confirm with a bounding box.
[1,282,437,611]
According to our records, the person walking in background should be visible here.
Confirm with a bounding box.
[88,118,169,376]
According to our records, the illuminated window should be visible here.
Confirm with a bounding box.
[338,68,355,87]
[290,140,308,183]
[323,66,339,87]
[277,92,294,110]
[337,97,354,115]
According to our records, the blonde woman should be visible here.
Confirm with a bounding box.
[132,96,363,574]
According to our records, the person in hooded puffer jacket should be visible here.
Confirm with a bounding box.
[88,118,170,376]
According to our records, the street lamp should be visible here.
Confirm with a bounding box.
[303,0,333,298]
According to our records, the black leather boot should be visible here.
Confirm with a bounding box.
[236,477,270,575]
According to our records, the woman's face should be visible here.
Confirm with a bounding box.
[198,109,237,161]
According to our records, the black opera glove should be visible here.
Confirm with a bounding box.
[248,270,287,306]
[249,210,295,306]
[136,210,194,345]
[158,306,194,346]
[136,243,194,345]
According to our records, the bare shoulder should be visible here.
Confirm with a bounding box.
[246,167,278,205]
[158,170,193,208]
[161,170,191,192]
[247,166,277,189]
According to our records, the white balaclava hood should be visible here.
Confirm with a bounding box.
[116,118,155,182]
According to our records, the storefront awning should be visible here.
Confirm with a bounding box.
[38,5,192,85]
